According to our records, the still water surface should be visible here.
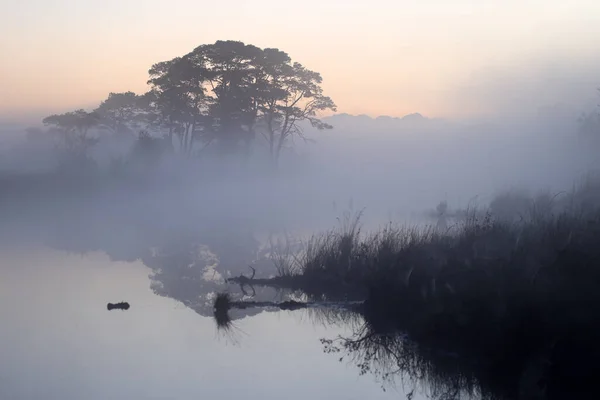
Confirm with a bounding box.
[0,246,421,400]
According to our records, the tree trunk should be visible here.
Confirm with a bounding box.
[182,125,188,155]
[273,112,291,168]
[274,131,287,168]
[269,131,275,165]
[187,122,196,157]
[266,110,277,166]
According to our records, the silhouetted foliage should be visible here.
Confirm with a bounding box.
[146,40,336,160]
[213,293,234,330]
[32,41,334,165]
[207,177,600,399]
[41,109,101,175]
[95,92,149,136]
[146,55,208,155]
[42,109,100,152]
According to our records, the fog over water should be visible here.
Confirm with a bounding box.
[1,248,410,400]
[2,108,598,237]
[2,21,600,398]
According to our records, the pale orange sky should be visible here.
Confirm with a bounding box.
[1,0,600,122]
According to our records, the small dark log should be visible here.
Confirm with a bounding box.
[107,302,130,311]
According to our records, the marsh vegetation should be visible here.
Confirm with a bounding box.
[214,175,600,399]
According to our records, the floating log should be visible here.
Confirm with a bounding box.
[107,302,130,311]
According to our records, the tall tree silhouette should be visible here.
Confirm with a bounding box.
[147,56,208,154]
[255,49,336,164]
[188,41,263,155]
[146,40,336,159]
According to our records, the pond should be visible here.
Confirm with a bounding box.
[0,245,424,400]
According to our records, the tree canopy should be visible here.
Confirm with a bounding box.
[40,40,336,164]
[42,109,100,152]
[147,40,336,160]
[94,91,148,135]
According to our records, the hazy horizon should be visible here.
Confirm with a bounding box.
[2,0,600,124]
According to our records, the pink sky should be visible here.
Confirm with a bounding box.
[1,0,599,122]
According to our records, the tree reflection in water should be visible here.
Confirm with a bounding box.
[28,211,564,399]
[320,319,482,400]
[212,296,525,400]
[43,210,304,322]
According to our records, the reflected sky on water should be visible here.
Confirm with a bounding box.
[0,246,420,400]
